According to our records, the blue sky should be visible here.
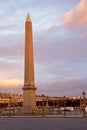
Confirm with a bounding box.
[0,0,87,97]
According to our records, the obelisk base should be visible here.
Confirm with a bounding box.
[22,86,37,114]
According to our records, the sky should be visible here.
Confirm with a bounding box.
[0,0,87,97]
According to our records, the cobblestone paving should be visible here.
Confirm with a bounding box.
[0,117,87,130]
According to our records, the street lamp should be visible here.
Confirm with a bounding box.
[79,97,82,114]
[63,96,66,116]
[9,96,11,117]
[83,91,85,99]
[42,94,45,117]
[82,91,86,117]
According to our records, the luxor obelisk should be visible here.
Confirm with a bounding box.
[23,14,36,113]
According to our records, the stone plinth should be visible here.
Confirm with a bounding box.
[23,86,36,114]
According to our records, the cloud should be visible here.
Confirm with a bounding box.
[48,24,57,31]
[37,77,87,96]
[0,0,87,96]
[34,34,87,64]
[80,32,87,40]
[0,39,24,59]
[0,77,87,97]
[34,30,87,86]
[0,61,24,80]
[0,79,23,93]
[60,0,87,29]
[0,79,23,88]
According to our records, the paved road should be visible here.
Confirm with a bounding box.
[0,117,87,130]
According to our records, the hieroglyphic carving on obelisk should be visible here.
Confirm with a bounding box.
[23,13,36,114]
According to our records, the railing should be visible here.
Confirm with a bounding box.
[0,106,87,117]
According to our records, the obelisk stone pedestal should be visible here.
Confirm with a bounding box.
[23,87,36,113]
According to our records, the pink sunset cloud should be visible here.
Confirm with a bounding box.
[60,0,87,29]
[48,24,56,31]
[0,79,23,93]
[48,0,87,31]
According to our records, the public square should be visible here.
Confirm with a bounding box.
[0,1,87,130]
[0,117,87,130]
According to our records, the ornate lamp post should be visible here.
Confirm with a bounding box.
[42,94,45,117]
[82,91,86,117]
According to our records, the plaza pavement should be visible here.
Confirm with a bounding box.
[0,117,87,130]
[0,113,87,118]
[0,113,85,118]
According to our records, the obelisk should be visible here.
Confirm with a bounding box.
[23,13,36,114]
